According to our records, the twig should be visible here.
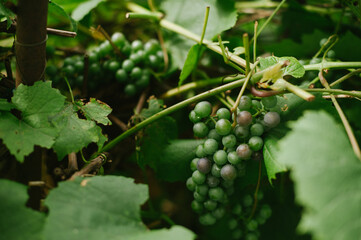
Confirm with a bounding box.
[330,69,361,87]
[109,114,128,132]
[135,90,148,114]
[69,154,108,180]
[46,27,77,38]
[318,71,361,161]
[68,152,79,172]
[4,58,13,80]
[98,26,123,58]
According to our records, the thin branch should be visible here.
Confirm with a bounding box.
[69,154,108,180]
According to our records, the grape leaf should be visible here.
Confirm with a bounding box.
[71,0,104,21]
[51,104,99,160]
[0,98,14,111]
[0,179,45,240]
[77,98,112,125]
[12,81,66,128]
[263,94,336,183]
[259,56,305,78]
[48,1,78,32]
[277,111,361,240]
[179,44,204,87]
[139,98,165,119]
[43,176,195,240]
[0,112,57,162]
[0,0,15,28]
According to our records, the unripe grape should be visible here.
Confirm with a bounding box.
[220,164,237,181]
[197,157,212,174]
[206,175,220,188]
[189,110,201,123]
[216,108,231,120]
[190,158,199,171]
[222,134,237,148]
[194,192,206,202]
[195,184,209,196]
[237,111,253,126]
[204,200,217,211]
[193,122,209,137]
[203,139,219,155]
[252,100,262,110]
[238,95,252,110]
[247,220,258,231]
[186,177,196,191]
[228,218,238,230]
[236,144,252,160]
[252,151,263,162]
[194,101,212,118]
[261,96,277,109]
[191,200,203,213]
[248,136,264,151]
[233,125,249,139]
[243,195,253,207]
[209,187,225,201]
[227,151,241,165]
[215,119,232,136]
[212,207,225,219]
[263,112,280,128]
[199,213,216,225]
[250,123,264,136]
[192,170,206,184]
[208,129,222,141]
[211,164,222,177]
[213,150,228,165]
[196,144,206,158]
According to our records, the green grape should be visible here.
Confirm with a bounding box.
[232,229,243,240]
[199,213,216,225]
[250,123,264,136]
[122,59,135,72]
[124,84,137,96]
[204,200,217,211]
[213,150,227,165]
[252,100,262,110]
[88,52,99,63]
[211,164,222,177]
[260,204,272,219]
[261,96,277,109]
[191,200,203,213]
[243,195,253,207]
[193,122,209,138]
[74,61,84,72]
[46,45,55,58]
[192,170,206,184]
[196,144,207,158]
[196,184,209,196]
[227,151,241,165]
[232,204,242,215]
[216,108,231,120]
[186,177,196,191]
[208,187,224,201]
[220,164,237,181]
[108,60,121,73]
[111,32,126,48]
[239,95,252,110]
[327,50,336,59]
[248,136,263,151]
[222,134,237,148]
[75,75,83,86]
[46,65,57,77]
[310,58,321,64]
[245,233,258,240]
[203,139,219,155]
[247,220,258,231]
[212,207,225,219]
[147,54,160,68]
[252,151,263,162]
[215,119,232,136]
[130,67,142,79]
[233,125,249,139]
[89,63,102,76]
[135,74,150,89]
[236,144,252,160]
[194,101,212,118]
[189,110,201,123]
[194,192,206,202]
[208,129,222,141]
[206,175,220,188]
[319,38,328,47]
[115,69,128,83]
[129,52,142,64]
[63,65,75,77]
[122,43,132,56]
[144,39,160,55]
[63,57,75,66]
[131,40,143,52]
[190,158,199,171]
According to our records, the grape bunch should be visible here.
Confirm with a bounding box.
[46,32,164,96]
[227,192,272,240]
[186,96,280,227]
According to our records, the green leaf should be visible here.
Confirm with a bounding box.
[0,0,15,28]
[77,98,112,125]
[0,98,15,111]
[156,139,205,182]
[259,56,305,78]
[48,1,78,32]
[333,31,361,61]
[263,127,287,183]
[0,179,45,240]
[277,111,361,240]
[12,81,66,128]
[139,98,165,119]
[51,104,99,160]
[179,44,203,87]
[71,0,104,21]
[0,112,56,162]
[161,0,237,69]
[43,176,195,240]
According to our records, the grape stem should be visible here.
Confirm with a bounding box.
[248,159,262,221]
[304,62,361,70]
[318,71,361,161]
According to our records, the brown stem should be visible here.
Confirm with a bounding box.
[98,26,124,58]
[4,58,13,80]
[82,54,89,97]
[69,153,108,180]
[250,85,281,97]
[109,115,128,132]
[67,152,79,173]
[46,27,77,38]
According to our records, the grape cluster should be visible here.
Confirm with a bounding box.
[46,32,164,96]
[227,192,272,240]
[186,96,280,227]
